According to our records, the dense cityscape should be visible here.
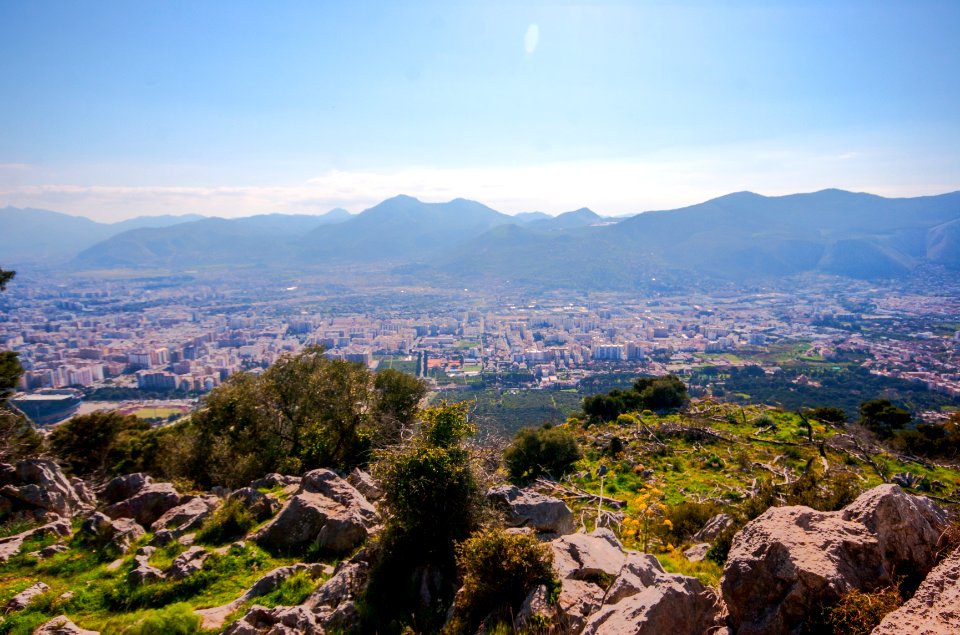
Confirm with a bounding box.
[2,265,958,426]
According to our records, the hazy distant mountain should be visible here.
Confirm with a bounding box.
[72,209,351,269]
[430,189,960,288]
[512,211,551,223]
[525,207,604,232]
[0,207,205,264]
[299,195,515,263]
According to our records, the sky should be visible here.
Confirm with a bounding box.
[1,0,959,222]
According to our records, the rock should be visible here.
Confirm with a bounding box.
[249,473,300,491]
[692,513,734,542]
[70,478,97,507]
[721,484,950,635]
[150,495,218,545]
[99,473,152,505]
[105,481,182,527]
[196,562,331,630]
[872,547,960,634]
[80,512,145,555]
[254,470,377,555]
[841,484,948,578]
[582,575,721,635]
[5,581,50,612]
[39,543,69,558]
[227,487,280,521]
[556,578,606,632]
[306,560,369,611]
[223,605,322,635]
[0,459,90,517]
[551,529,626,583]
[167,546,210,580]
[683,543,711,562]
[34,615,99,635]
[318,599,361,631]
[0,518,72,562]
[487,485,576,536]
[346,468,383,501]
[128,548,164,586]
[514,584,557,630]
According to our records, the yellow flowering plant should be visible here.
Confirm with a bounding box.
[622,484,672,552]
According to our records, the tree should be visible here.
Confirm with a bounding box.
[47,411,152,478]
[859,399,911,439]
[504,425,582,482]
[0,268,41,462]
[365,402,485,630]
[170,346,426,488]
[808,406,848,425]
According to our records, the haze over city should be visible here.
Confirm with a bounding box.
[2,0,959,221]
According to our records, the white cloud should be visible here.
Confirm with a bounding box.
[0,143,955,221]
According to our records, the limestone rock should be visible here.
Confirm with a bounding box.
[0,518,72,562]
[0,459,90,518]
[99,473,152,505]
[582,575,720,635]
[227,487,280,521]
[223,605,322,635]
[105,481,182,527]
[254,470,377,555]
[487,484,576,535]
[692,513,734,542]
[683,543,711,562]
[70,478,97,507]
[150,495,218,545]
[167,545,210,580]
[34,615,99,635]
[128,547,164,586]
[551,529,626,583]
[514,584,557,630]
[5,581,50,612]
[722,484,949,635]
[346,468,383,502]
[80,512,145,555]
[872,547,960,635]
[306,560,369,611]
[249,473,300,491]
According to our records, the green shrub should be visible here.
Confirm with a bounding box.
[195,498,256,545]
[104,603,201,635]
[663,501,721,545]
[258,570,318,607]
[820,586,901,635]
[504,425,582,482]
[448,528,556,634]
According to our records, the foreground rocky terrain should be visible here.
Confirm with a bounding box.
[1,455,957,634]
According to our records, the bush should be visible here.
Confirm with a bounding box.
[504,425,582,482]
[662,501,721,545]
[820,586,901,635]
[108,603,201,635]
[448,528,556,634]
[195,498,256,545]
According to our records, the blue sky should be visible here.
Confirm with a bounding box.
[1,0,958,220]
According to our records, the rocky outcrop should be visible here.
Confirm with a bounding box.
[5,581,50,612]
[249,473,300,492]
[0,517,72,562]
[127,546,164,586]
[545,529,720,634]
[721,484,950,635]
[487,485,576,536]
[227,487,280,521]
[80,512,145,555]
[346,468,383,502]
[34,615,99,635]
[150,495,219,545]
[0,459,91,518]
[98,473,152,505]
[167,546,210,580]
[692,513,734,542]
[223,605,322,635]
[104,481,182,527]
[254,469,378,555]
[871,547,960,635]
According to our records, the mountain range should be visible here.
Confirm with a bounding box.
[2,189,959,287]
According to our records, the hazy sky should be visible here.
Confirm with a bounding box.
[1,1,959,221]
